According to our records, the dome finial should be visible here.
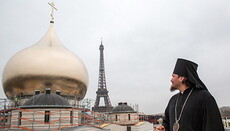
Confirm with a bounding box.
[48,2,58,23]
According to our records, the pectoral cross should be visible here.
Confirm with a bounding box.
[48,2,57,22]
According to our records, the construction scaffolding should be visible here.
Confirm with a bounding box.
[0,99,144,131]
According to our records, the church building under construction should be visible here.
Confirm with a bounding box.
[0,3,154,131]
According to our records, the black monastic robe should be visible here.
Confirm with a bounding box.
[163,87,224,131]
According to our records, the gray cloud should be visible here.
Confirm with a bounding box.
[0,0,230,114]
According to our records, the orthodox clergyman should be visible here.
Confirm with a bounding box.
[156,58,224,131]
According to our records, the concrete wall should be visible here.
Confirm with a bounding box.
[109,113,139,125]
[9,108,80,130]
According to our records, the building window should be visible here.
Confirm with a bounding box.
[44,111,50,122]
[70,111,73,124]
[128,114,131,120]
[18,112,22,125]
[127,126,131,131]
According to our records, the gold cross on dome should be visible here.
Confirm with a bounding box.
[48,2,57,22]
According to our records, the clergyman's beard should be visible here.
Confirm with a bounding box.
[170,86,177,92]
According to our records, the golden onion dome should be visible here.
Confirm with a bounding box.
[2,22,88,100]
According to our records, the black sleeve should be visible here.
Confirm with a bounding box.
[163,103,170,131]
[201,92,224,131]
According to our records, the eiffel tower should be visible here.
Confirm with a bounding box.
[92,40,113,113]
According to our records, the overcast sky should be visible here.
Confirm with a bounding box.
[0,0,230,114]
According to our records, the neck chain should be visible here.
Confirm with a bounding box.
[173,88,193,131]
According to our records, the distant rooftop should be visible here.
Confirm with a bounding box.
[112,102,137,113]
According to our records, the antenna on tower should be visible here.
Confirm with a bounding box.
[101,37,103,45]
[48,2,58,23]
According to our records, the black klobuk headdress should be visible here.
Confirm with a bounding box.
[173,58,207,90]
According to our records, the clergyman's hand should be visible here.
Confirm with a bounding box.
[155,125,165,131]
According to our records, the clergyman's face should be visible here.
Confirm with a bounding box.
[170,74,182,92]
